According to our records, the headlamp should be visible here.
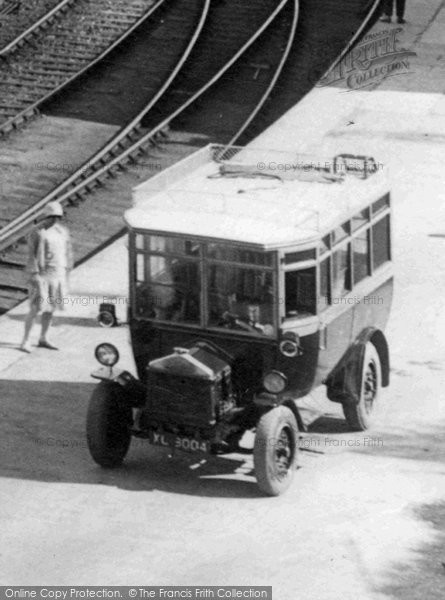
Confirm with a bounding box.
[279,331,300,358]
[95,343,119,367]
[98,303,117,328]
[263,370,287,394]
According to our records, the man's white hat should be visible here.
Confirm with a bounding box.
[40,201,64,219]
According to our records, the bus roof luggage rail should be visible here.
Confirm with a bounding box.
[212,145,382,182]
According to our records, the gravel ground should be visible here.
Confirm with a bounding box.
[0,0,62,49]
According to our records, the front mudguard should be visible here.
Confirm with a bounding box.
[324,327,389,406]
[91,367,146,407]
[253,392,306,432]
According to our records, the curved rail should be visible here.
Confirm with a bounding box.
[0,0,74,56]
[0,0,290,250]
[227,0,299,146]
[0,0,170,135]
[318,0,382,84]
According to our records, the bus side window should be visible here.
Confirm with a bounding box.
[332,244,351,299]
[353,229,370,284]
[285,268,316,317]
[372,215,391,269]
[319,257,330,308]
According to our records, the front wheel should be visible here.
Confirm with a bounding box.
[86,382,132,468]
[253,406,299,496]
[343,342,382,431]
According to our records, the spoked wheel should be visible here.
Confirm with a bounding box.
[86,381,132,468]
[254,406,299,496]
[343,342,382,431]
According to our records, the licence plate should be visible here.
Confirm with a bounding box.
[148,430,209,454]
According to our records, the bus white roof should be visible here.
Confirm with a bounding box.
[125,145,389,250]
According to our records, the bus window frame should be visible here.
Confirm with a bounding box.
[279,192,391,318]
[129,231,280,338]
[129,193,391,329]
[203,250,278,336]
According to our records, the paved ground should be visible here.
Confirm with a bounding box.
[0,2,445,597]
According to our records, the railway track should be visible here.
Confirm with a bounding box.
[0,0,157,131]
[0,0,211,227]
[0,1,70,53]
[0,0,294,313]
[1,0,287,312]
[235,0,384,144]
[45,0,287,126]
[0,0,383,315]
[0,0,285,229]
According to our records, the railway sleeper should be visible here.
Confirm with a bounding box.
[34,50,92,62]
[29,59,79,70]
[106,165,123,177]
[0,101,31,111]
[83,181,100,193]
[0,80,57,91]
[47,45,97,59]
[128,148,143,161]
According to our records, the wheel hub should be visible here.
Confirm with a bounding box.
[274,428,292,478]
[364,361,377,414]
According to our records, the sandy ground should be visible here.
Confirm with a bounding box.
[0,4,445,599]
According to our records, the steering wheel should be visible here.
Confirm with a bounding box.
[220,311,262,334]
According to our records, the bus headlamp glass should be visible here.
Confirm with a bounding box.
[263,371,287,394]
[95,343,120,367]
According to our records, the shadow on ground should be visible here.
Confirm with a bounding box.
[306,407,445,464]
[0,379,261,499]
[379,502,445,600]
[1,377,444,500]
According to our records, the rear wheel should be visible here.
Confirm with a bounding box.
[254,406,299,496]
[343,342,381,431]
[86,382,132,467]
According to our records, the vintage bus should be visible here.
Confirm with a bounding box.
[86,145,393,496]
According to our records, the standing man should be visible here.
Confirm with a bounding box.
[20,201,73,353]
[381,0,406,23]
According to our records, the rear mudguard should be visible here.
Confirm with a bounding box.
[324,327,389,406]
[91,367,146,407]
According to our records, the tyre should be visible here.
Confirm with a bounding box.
[343,342,382,431]
[86,382,132,468]
[253,406,299,496]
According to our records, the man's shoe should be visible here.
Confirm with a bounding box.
[19,342,32,353]
[380,16,391,22]
[397,17,406,24]
[38,340,59,350]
